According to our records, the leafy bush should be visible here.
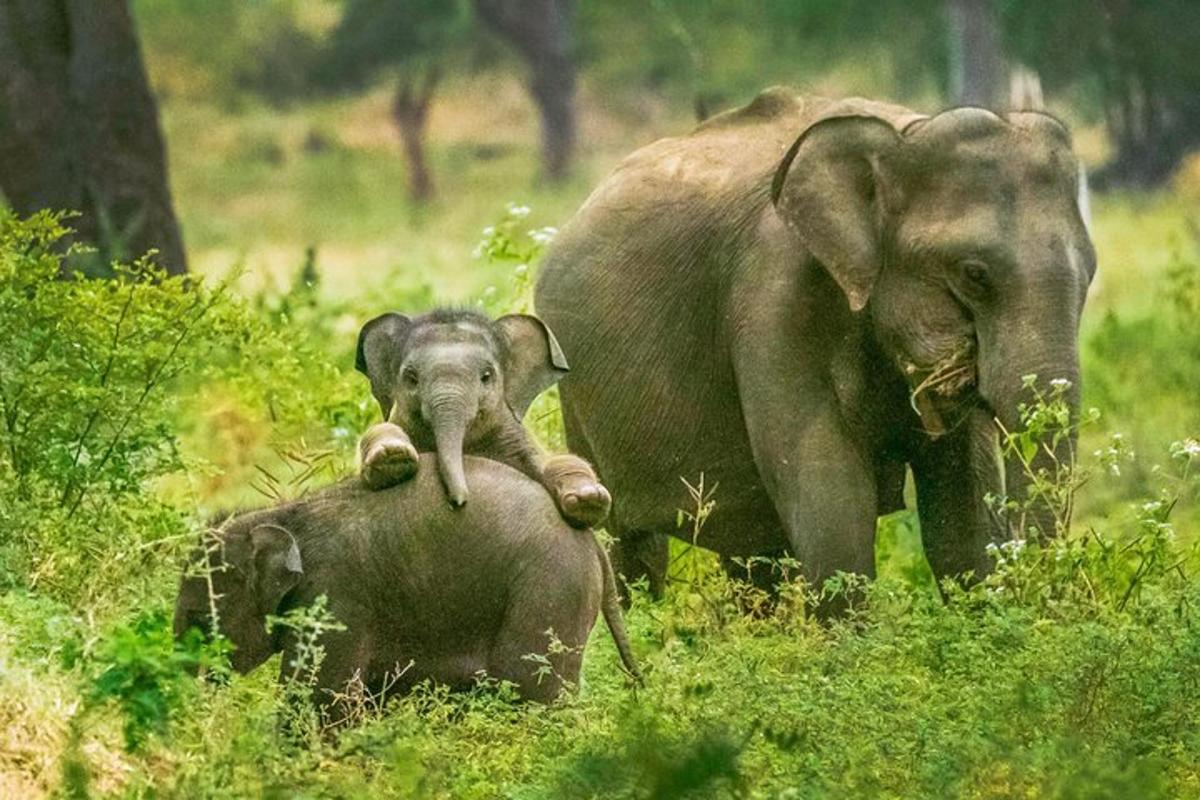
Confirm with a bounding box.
[0,212,255,605]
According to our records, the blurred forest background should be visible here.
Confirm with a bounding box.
[3,0,1198,287]
[2,1,1200,797]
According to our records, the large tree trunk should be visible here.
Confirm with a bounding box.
[945,0,1006,108]
[473,0,576,181]
[0,0,186,275]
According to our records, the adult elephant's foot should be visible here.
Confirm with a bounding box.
[360,422,419,490]
[542,454,611,528]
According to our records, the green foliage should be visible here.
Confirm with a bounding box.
[0,211,250,604]
[1084,236,1200,515]
[86,611,222,752]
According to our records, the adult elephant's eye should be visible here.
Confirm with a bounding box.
[402,367,419,388]
[481,367,494,384]
[960,259,991,293]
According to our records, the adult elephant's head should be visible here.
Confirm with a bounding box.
[772,103,1096,539]
[356,309,568,507]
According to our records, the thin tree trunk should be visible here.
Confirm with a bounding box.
[473,0,576,181]
[946,0,1006,108]
[0,0,186,275]
[391,69,439,203]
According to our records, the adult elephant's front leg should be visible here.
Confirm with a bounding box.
[746,400,880,605]
[910,407,1007,583]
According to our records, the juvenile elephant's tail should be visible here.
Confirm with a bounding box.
[595,536,643,685]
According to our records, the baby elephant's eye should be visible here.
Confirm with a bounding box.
[402,367,419,388]
[480,367,495,384]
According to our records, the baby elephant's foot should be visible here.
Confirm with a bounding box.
[559,481,612,528]
[543,455,611,528]
[360,426,419,490]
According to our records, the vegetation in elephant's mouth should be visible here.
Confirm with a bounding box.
[904,339,978,436]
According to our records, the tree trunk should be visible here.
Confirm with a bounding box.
[391,70,439,203]
[473,0,576,181]
[0,0,186,275]
[946,0,1006,108]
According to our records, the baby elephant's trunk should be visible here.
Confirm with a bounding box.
[430,406,470,507]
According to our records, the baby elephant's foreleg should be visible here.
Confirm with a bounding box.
[542,454,611,528]
[359,422,419,490]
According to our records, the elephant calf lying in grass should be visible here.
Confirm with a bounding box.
[174,455,640,722]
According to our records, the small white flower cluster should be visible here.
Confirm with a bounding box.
[506,203,532,219]
[1048,377,1073,392]
[529,226,558,246]
[985,538,1026,566]
[1093,432,1133,477]
[1172,438,1200,461]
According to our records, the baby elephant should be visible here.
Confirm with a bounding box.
[174,455,639,720]
[355,308,610,528]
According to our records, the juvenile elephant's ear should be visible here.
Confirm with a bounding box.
[355,312,413,415]
[249,524,303,615]
[772,115,903,312]
[495,314,570,419]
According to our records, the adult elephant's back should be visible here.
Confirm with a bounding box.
[536,90,892,561]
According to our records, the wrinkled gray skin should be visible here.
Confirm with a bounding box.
[174,455,639,719]
[355,309,610,528]
[535,90,1096,605]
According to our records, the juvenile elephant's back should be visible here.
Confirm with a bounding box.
[296,455,597,603]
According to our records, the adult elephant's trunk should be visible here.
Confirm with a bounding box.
[985,349,1081,540]
[427,393,471,508]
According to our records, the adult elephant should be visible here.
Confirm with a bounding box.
[535,89,1095,602]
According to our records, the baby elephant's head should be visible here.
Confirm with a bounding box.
[355,309,569,506]
[174,520,303,674]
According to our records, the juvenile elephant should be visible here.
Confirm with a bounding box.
[535,89,1096,601]
[355,309,610,529]
[174,455,640,718]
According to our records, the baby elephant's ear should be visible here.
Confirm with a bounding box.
[355,312,412,414]
[495,314,570,419]
[249,524,303,615]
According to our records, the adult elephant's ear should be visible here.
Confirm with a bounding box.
[355,312,412,416]
[771,114,904,313]
[249,524,303,615]
[496,314,570,419]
